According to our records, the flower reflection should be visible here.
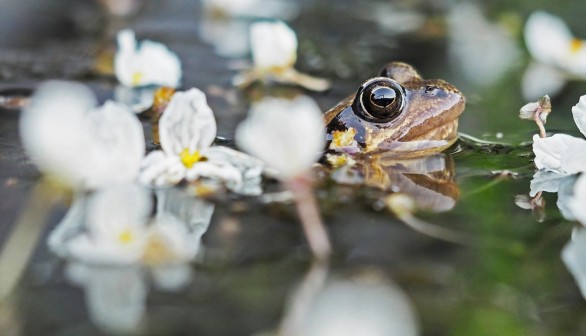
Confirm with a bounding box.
[51,186,214,334]
[331,153,460,213]
[523,12,586,99]
[522,95,586,221]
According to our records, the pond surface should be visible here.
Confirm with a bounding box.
[2,0,586,335]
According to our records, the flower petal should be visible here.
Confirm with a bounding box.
[159,88,217,156]
[572,95,586,138]
[568,174,586,224]
[84,101,145,189]
[533,133,586,174]
[562,228,586,300]
[525,11,573,65]
[20,81,97,187]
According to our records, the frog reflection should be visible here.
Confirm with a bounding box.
[325,62,465,157]
[328,153,459,213]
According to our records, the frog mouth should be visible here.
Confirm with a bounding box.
[367,119,460,158]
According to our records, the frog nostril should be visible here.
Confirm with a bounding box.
[370,86,396,107]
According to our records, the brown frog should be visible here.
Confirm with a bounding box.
[324,62,465,158]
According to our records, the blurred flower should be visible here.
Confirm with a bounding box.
[448,3,520,86]
[115,29,182,88]
[296,272,419,336]
[139,88,263,194]
[233,21,330,91]
[236,95,331,259]
[20,81,145,190]
[98,0,141,17]
[251,21,297,72]
[358,2,424,36]
[199,16,251,58]
[523,12,586,99]
[114,85,156,113]
[235,95,325,179]
[562,227,586,300]
[65,185,199,265]
[201,0,298,19]
[202,0,259,17]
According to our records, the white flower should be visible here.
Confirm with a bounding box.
[533,134,586,174]
[114,29,182,88]
[139,88,263,193]
[532,95,586,174]
[523,12,586,99]
[201,0,299,19]
[235,95,325,179]
[448,3,520,86]
[202,0,260,17]
[562,228,586,300]
[572,95,586,136]
[20,81,145,189]
[299,278,419,336]
[250,21,297,71]
[568,174,586,224]
[233,21,329,91]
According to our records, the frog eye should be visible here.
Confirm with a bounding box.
[355,77,406,122]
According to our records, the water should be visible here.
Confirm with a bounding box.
[2,0,586,335]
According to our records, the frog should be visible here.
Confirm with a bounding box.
[324,62,465,158]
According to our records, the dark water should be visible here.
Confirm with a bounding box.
[2,1,586,335]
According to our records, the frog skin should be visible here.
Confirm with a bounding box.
[324,62,465,158]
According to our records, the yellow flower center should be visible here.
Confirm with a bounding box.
[331,128,357,148]
[180,149,203,168]
[118,230,134,244]
[142,234,176,265]
[570,38,583,54]
[131,72,144,86]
